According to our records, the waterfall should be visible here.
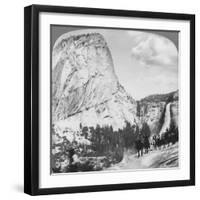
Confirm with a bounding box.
[159,103,171,136]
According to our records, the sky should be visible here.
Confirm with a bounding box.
[51,26,178,100]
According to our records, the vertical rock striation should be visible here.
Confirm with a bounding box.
[52,32,137,132]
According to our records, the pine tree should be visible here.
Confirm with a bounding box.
[141,122,151,138]
[82,126,88,139]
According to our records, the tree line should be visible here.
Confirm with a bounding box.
[51,120,178,173]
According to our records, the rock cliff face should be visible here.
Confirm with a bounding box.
[137,91,178,135]
[52,32,137,133]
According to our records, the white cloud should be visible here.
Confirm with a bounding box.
[130,32,178,67]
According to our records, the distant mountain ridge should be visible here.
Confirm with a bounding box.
[140,90,178,103]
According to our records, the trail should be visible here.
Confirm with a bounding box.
[107,143,178,170]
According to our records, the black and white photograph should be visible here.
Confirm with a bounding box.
[51,26,179,174]
[23,4,195,195]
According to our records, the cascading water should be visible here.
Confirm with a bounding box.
[159,103,171,136]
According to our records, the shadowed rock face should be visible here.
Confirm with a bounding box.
[52,32,137,131]
[138,90,179,135]
[170,100,178,127]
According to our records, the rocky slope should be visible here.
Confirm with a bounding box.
[52,32,137,136]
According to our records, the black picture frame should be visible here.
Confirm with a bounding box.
[24,4,195,196]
